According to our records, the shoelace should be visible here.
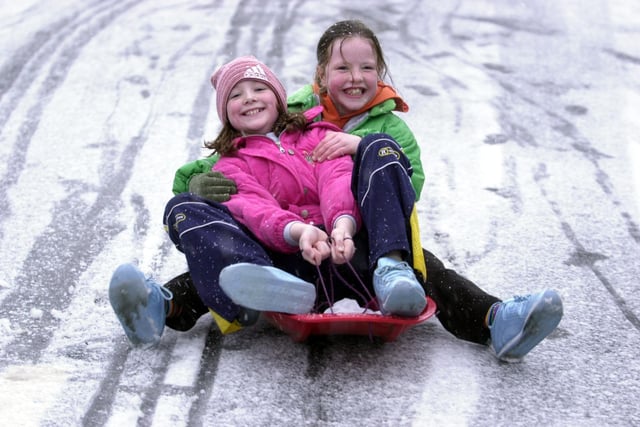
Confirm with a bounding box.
[499,294,532,317]
[147,278,173,301]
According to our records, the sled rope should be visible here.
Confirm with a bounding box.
[314,262,377,341]
[314,239,377,315]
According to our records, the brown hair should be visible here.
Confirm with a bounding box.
[314,20,390,92]
[205,108,308,156]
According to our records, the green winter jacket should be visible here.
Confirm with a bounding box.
[172,84,425,199]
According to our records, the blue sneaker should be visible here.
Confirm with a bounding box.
[219,263,316,314]
[109,263,172,348]
[373,258,426,317]
[489,289,563,361]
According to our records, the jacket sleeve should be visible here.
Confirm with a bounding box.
[312,128,362,232]
[214,160,303,253]
[351,114,425,200]
[172,157,219,195]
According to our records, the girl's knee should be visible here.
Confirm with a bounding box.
[359,134,403,160]
[360,132,397,148]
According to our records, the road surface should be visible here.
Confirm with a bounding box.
[0,1,639,425]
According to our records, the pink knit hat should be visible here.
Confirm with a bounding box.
[210,56,287,125]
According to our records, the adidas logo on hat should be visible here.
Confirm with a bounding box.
[244,65,268,81]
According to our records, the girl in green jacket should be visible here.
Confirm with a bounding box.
[165,20,562,361]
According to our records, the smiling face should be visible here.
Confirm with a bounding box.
[226,80,280,135]
[318,36,379,116]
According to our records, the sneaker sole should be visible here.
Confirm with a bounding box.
[109,264,164,347]
[496,289,563,360]
[219,263,316,314]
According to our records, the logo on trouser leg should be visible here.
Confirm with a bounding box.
[378,146,400,159]
[173,213,186,232]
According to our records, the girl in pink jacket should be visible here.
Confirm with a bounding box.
[109,57,425,346]
[211,104,359,256]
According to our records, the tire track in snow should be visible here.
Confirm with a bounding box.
[0,0,136,233]
[496,80,640,246]
[534,163,640,331]
[0,0,142,365]
[81,342,130,426]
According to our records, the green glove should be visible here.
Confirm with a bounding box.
[188,171,237,202]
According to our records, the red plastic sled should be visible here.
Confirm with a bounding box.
[262,297,437,342]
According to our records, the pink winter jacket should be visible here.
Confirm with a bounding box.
[213,107,362,253]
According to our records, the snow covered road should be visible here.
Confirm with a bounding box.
[0,1,639,425]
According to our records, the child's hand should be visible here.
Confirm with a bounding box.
[298,225,331,266]
[313,131,361,162]
[330,232,355,264]
[189,171,237,202]
[330,218,356,264]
